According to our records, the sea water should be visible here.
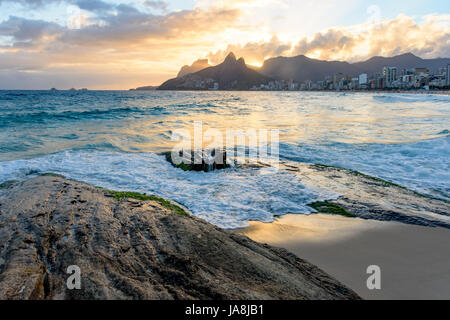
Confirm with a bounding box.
[0,90,448,228]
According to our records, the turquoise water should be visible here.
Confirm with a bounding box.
[1,90,449,227]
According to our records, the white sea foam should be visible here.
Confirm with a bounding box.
[0,150,337,229]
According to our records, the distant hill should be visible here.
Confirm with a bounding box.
[259,55,358,82]
[158,53,271,90]
[177,59,211,78]
[133,85,158,91]
[258,53,450,82]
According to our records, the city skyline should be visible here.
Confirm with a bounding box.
[155,51,450,91]
[0,0,449,89]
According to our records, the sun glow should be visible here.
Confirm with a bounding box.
[247,61,263,68]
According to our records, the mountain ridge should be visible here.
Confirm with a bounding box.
[259,52,450,82]
[159,52,450,89]
[159,53,271,90]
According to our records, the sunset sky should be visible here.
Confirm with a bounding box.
[0,0,449,89]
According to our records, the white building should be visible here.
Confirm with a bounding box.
[359,73,368,88]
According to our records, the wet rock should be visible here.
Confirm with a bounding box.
[163,149,230,172]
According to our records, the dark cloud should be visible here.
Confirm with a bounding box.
[74,0,113,13]
[0,0,64,8]
[143,0,167,12]
[0,16,62,45]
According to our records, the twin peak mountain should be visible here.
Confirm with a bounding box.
[158,52,450,90]
[159,53,269,90]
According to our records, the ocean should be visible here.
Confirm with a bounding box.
[0,90,449,228]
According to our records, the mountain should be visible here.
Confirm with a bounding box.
[259,55,359,82]
[159,53,271,90]
[177,59,211,78]
[258,52,450,82]
[351,53,424,74]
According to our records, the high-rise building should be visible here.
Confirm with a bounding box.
[383,67,397,87]
[447,64,450,86]
[359,73,368,86]
[333,73,344,87]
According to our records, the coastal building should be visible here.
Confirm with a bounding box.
[414,67,429,76]
[359,73,368,89]
[266,62,449,92]
[447,64,450,86]
[350,77,359,90]
[383,67,397,88]
[333,73,344,87]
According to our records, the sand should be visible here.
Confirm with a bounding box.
[236,214,450,300]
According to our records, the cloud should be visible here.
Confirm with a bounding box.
[0,16,62,46]
[0,1,448,89]
[292,30,360,61]
[0,1,244,88]
[74,0,114,13]
[143,0,167,12]
[208,14,450,63]
[207,36,291,64]
[54,6,240,47]
[0,0,64,8]
[291,14,450,61]
[365,14,450,59]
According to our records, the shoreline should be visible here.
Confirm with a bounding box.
[236,214,450,300]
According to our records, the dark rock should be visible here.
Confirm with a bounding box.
[163,149,230,172]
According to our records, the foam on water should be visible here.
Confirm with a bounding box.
[0,150,337,229]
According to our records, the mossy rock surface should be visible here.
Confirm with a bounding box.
[308,201,356,218]
[103,190,190,216]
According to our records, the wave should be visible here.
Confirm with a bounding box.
[0,103,230,127]
[0,150,337,229]
[373,93,450,104]
[0,106,159,126]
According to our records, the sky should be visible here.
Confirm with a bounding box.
[0,0,449,89]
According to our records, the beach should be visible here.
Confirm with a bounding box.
[237,214,450,300]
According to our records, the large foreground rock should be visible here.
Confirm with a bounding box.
[0,176,359,300]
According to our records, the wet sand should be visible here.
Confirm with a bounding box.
[236,214,450,300]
